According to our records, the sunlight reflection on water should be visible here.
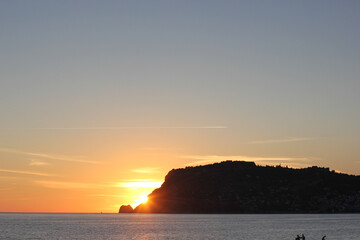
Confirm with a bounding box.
[0,213,359,240]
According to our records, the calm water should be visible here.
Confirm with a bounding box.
[0,213,359,240]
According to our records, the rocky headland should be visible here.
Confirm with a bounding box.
[119,161,360,213]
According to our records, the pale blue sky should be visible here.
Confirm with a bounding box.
[1,0,360,177]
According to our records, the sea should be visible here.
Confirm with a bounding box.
[0,213,359,240]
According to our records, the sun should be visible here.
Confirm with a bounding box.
[131,195,148,208]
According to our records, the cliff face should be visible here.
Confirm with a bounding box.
[132,161,360,213]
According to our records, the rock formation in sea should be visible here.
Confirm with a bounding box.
[119,204,134,213]
[121,161,360,213]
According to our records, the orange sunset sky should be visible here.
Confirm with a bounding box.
[1,1,360,212]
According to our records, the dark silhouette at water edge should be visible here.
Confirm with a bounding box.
[119,161,360,213]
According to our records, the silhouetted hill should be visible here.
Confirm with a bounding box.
[119,205,133,213]
[124,161,360,213]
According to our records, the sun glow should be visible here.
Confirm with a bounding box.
[131,195,148,208]
[119,181,162,189]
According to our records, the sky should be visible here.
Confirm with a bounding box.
[0,0,359,212]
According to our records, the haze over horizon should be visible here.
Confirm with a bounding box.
[1,0,359,213]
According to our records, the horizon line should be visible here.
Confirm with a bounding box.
[34,126,228,130]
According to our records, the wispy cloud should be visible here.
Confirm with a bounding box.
[0,148,99,164]
[115,179,163,189]
[0,175,20,180]
[0,169,54,177]
[35,126,227,130]
[34,179,163,190]
[29,159,50,166]
[248,137,315,144]
[184,155,316,167]
[89,194,124,198]
[34,180,106,189]
[141,147,163,151]
[131,167,160,174]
